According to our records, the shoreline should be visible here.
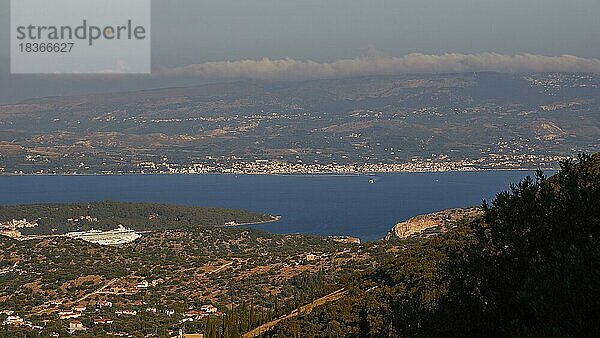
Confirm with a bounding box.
[0,167,557,177]
[224,215,282,227]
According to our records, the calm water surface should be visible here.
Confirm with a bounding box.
[0,172,539,241]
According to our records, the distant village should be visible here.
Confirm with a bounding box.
[1,262,223,337]
[2,152,568,176]
[131,153,565,176]
[0,245,343,337]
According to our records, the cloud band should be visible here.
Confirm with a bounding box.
[154,52,600,81]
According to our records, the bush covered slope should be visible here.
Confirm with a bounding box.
[269,153,600,337]
[0,201,273,234]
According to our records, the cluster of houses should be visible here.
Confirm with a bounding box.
[4,285,221,335]
[0,218,38,238]
[282,252,330,266]
[104,278,164,295]
[0,218,38,229]
[115,309,137,316]
[66,215,99,223]
[61,301,220,333]
[2,311,23,326]
[1,310,42,330]
[69,318,128,336]
[57,305,88,320]
[66,303,221,334]
[180,304,222,322]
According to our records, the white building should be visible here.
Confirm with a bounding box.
[201,305,218,313]
[69,320,86,333]
[4,315,23,325]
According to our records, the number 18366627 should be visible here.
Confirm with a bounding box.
[19,42,74,53]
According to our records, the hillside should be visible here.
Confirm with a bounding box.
[0,201,274,235]
[0,202,404,337]
[0,73,598,174]
[266,153,600,337]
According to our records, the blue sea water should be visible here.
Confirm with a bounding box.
[0,171,539,241]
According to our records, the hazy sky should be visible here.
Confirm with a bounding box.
[149,0,600,64]
[1,0,600,102]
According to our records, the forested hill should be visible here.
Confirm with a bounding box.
[0,201,274,235]
[268,153,600,337]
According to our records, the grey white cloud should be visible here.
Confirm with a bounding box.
[155,53,600,81]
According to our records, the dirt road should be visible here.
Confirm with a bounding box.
[243,288,348,338]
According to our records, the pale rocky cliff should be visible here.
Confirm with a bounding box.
[384,207,483,240]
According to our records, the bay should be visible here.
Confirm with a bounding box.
[0,171,539,241]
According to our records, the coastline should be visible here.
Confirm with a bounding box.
[224,215,282,227]
[0,167,558,177]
